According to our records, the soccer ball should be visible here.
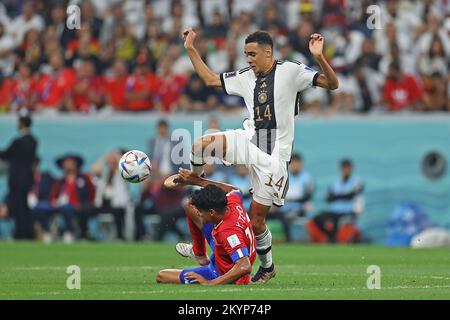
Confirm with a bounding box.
[118,150,152,183]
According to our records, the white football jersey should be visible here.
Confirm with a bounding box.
[220,60,318,162]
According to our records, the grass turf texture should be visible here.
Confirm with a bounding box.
[0,242,449,299]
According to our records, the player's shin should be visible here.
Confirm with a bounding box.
[186,215,206,257]
[255,227,273,269]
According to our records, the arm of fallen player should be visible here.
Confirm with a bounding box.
[185,257,252,285]
[178,168,242,194]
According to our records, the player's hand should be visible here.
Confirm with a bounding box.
[309,33,324,59]
[178,168,202,185]
[184,272,210,285]
[182,28,196,49]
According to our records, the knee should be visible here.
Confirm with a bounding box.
[191,138,206,156]
[156,271,163,283]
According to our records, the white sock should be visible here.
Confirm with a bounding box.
[190,151,205,176]
[255,227,273,268]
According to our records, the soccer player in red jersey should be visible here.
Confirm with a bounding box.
[156,168,256,285]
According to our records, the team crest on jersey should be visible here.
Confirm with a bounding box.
[225,71,237,78]
[227,234,241,248]
[258,92,267,103]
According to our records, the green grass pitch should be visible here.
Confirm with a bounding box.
[0,242,449,299]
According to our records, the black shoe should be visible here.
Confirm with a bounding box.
[250,264,277,284]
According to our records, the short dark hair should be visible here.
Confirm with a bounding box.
[157,119,168,128]
[191,185,227,214]
[341,158,353,167]
[291,153,303,162]
[245,31,273,49]
[19,116,32,128]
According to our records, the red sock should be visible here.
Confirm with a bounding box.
[186,215,206,257]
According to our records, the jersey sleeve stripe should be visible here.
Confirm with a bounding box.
[239,67,250,74]
[230,247,249,262]
[219,73,229,95]
[312,72,320,86]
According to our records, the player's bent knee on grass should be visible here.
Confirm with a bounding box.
[156,269,183,284]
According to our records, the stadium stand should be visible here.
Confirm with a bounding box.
[0,0,448,114]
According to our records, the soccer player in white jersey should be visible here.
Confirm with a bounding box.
[165,28,338,284]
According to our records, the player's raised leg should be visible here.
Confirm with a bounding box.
[164,133,227,188]
[248,200,277,284]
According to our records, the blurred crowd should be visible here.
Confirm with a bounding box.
[0,0,448,115]
[0,116,365,243]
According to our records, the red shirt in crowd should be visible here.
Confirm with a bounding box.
[11,78,39,110]
[51,174,96,208]
[72,76,105,112]
[0,78,13,110]
[105,76,127,110]
[125,73,158,111]
[37,68,76,108]
[154,74,187,112]
[383,75,422,111]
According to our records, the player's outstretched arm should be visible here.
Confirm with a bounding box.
[309,33,339,90]
[185,256,252,285]
[183,28,221,88]
[178,168,241,194]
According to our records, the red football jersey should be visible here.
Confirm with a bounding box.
[212,191,256,284]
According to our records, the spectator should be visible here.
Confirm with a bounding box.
[0,110,38,239]
[382,61,423,112]
[29,156,57,243]
[329,57,358,114]
[144,21,168,63]
[66,27,102,72]
[161,0,199,35]
[0,22,15,76]
[112,22,137,62]
[52,153,96,242]
[124,54,157,111]
[99,2,125,47]
[0,72,13,112]
[104,58,128,110]
[272,153,314,242]
[36,51,76,112]
[91,150,130,240]
[289,21,315,65]
[418,35,449,112]
[11,63,39,112]
[179,73,219,112]
[134,179,185,242]
[69,59,105,112]
[148,119,178,179]
[203,10,228,40]
[80,0,103,39]
[9,1,45,47]
[307,159,364,244]
[153,56,187,112]
[228,165,251,210]
[47,3,74,47]
[19,29,43,72]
